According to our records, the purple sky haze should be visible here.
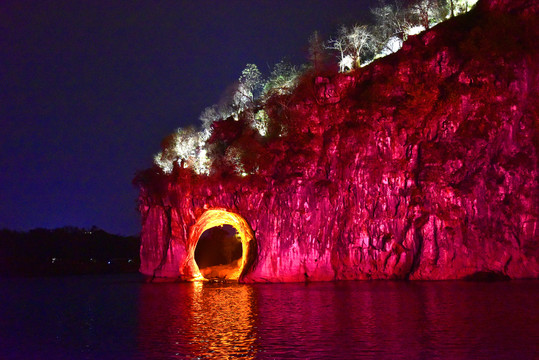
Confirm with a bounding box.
[1,1,375,235]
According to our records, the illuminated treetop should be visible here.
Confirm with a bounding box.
[152,0,479,177]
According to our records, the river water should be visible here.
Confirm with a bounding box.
[1,274,538,359]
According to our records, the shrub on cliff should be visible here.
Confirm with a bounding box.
[148,0,481,182]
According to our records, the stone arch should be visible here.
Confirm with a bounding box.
[188,209,256,281]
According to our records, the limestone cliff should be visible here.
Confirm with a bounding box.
[135,0,538,282]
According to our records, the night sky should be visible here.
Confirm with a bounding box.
[1,1,376,236]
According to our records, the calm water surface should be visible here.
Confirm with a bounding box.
[1,274,538,359]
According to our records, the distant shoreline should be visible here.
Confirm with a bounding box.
[0,227,140,277]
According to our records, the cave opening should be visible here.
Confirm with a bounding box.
[189,209,256,282]
[194,224,243,280]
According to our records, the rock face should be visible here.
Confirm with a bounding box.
[135,0,538,282]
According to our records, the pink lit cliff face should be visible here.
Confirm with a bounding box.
[135,0,538,282]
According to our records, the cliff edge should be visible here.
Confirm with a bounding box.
[135,0,538,282]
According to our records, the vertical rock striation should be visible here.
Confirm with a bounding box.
[135,0,538,282]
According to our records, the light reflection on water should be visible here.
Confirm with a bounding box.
[189,282,258,358]
[137,280,539,359]
[138,281,259,359]
[1,275,538,359]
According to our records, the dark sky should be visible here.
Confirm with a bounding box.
[1,1,375,236]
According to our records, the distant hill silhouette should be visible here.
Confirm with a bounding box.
[0,227,140,276]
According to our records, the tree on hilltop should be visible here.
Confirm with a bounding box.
[371,0,413,42]
[308,31,329,71]
[410,0,447,30]
[327,25,375,71]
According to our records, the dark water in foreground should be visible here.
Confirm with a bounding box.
[1,274,538,359]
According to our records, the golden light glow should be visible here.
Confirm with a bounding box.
[188,209,255,281]
[189,282,258,358]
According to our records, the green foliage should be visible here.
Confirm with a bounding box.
[237,63,263,104]
[151,0,480,179]
[262,60,301,97]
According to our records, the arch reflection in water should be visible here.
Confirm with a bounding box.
[190,282,258,358]
[138,281,258,359]
[138,281,539,358]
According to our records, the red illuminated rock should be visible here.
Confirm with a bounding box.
[135,0,538,282]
